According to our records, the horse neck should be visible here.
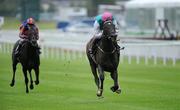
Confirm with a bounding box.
[29,45,37,58]
[99,36,115,52]
[19,41,39,67]
[23,42,36,58]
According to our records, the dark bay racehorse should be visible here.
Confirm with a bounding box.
[86,20,121,97]
[10,27,40,93]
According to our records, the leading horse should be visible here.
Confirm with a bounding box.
[86,20,121,97]
[10,27,40,93]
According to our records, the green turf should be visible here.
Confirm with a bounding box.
[0,52,180,110]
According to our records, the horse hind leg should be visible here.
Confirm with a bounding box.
[23,67,29,93]
[34,67,39,85]
[90,62,99,88]
[28,69,34,90]
[10,60,18,87]
[110,71,121,94]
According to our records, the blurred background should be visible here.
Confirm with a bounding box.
[0,0,180,65]
[0,1,180,109]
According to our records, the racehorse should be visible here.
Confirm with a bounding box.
[86,20,121,97]
[10,27,40,93]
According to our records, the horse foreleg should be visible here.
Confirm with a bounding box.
[97,65,104,97]
[10,61,18,87]
[34,67,39,85]
[90,63,99,87]
[110,70,121,94]
[23,67,29,93]
[28,69,34,90]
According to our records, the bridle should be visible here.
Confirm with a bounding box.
[97,45,116,54]
[27,26,37,47]
[97,20,117,54]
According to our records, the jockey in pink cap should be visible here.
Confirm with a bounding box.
[102,11,113,22]
[88,11,120,57]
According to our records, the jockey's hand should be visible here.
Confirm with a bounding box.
[20,35,28,39]
[112,34,117,37]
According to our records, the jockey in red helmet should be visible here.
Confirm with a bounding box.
[15,17,40,56]
[88,11,120,58]
[19,17,39,40]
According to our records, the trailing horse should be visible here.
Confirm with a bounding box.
[10,27,40,93]
[86,20,121,97]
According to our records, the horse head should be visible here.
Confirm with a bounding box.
[27,25,38,47]
[102,20,117,42]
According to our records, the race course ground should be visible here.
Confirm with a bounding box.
[0,53,180,110]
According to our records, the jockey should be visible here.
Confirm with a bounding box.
[88,11,120,55]
[15,17,39,55]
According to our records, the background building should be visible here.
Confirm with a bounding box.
[125,0,180,36]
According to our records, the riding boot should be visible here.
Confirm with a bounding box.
[114,42,120,52]
[88,46,96,62]
[15,43,22,56]
[34,42,41,54]
[88,39,100,63]
[15,45,19,56]
[36,46,41,54]
[117,44,120,52]
[89,34,102,53]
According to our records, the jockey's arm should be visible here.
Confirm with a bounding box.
[93,20,103,38]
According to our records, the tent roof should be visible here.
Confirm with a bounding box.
[125,0,180,8]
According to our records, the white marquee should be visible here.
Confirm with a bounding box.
[126,0,180,8]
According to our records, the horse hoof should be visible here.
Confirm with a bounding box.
[110,86,119,92]
[96,93,102,97]
[110,86,116,92]
[30,85,34,90]
[98,96,104,99]
[26,90,29,93]
[10,83,14,87]
[35,81,39,85]
[96,89,103,97]
[115,89,121,94]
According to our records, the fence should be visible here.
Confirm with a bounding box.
[0,30,180,66]
[0,42,86,60]
[121,42,180,66]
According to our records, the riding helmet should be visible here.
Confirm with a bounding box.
[102,11,113,22]
[27,18,35,25]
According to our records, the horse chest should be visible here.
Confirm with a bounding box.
[96,54,118,69]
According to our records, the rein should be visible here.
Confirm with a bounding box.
[97,44,116,54]
[97,20,118,54]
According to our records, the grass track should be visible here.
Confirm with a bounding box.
[0,53,180,110]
